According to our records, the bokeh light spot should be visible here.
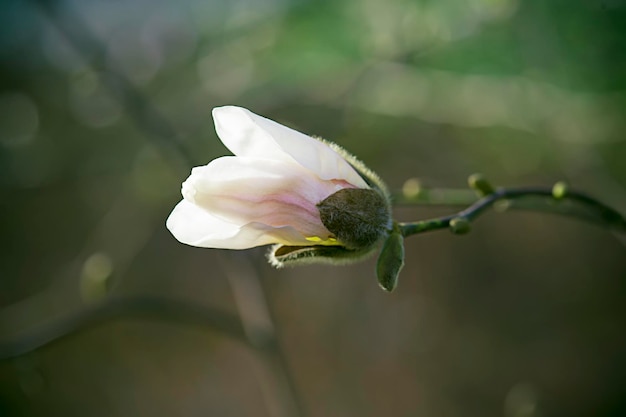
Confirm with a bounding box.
[505,382,539,417]
[80,252,114,303]
[0,92,39,148]
[69,73,122,128]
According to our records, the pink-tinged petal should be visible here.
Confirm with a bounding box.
[212,106,368,188]
[182,156,351,240]
[166,200,310,249]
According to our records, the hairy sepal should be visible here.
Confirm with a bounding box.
[268,243,379,267]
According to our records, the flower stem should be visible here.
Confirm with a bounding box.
[398,185,626,238]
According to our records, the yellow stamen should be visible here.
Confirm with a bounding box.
[305,236,338,244]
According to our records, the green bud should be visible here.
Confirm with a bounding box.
[317,188,391,250]
[80,252,113,303]
[468,173,495,196]
[449,217,471,234]
[402,178,422,199]
[376,229,404,292]
[552,181,568,199]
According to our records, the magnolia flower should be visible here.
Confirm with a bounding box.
[166,106,393,266]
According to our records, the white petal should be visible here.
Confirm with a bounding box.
[212,106,368,188]
[166,200,306,249]
[183,156,345,239]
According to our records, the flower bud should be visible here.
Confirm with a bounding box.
[449,217,471,234]
[468,173,495,196]
[167,105,394,270]
[552,181,568,199]
[317,188,391,250]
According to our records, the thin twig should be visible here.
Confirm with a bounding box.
[399,186,626,237]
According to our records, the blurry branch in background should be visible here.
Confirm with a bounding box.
[397,174,626,238]
[0,296,247,359]
[220,252,307,417]
[0,277,303,417]
[31,0,196,171]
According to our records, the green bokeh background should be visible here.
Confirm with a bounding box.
[1,0,625,416]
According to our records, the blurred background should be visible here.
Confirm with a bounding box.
[1,0,625,416]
